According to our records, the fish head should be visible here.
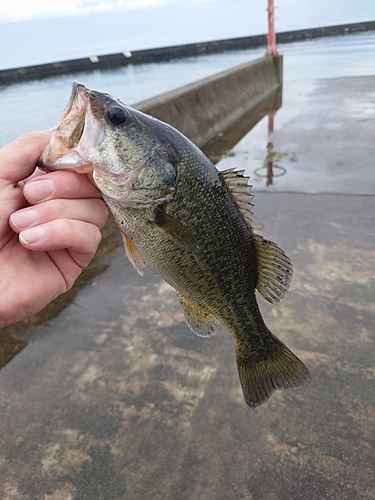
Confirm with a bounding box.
[38,81,179,206]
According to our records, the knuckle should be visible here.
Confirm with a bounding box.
[91,225,103,248]
[78,223,102,256]
[16,133,35,146]
[51,171,81,194]
[47,198,66,216]
[94,199,109,226]
[16,130,50,146]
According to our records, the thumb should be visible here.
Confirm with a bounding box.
[0,131,52,245]
[0,131,52,185]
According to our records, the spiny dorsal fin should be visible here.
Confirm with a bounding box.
[253,233,293,303]
[220,168,254,228]
[178,294,217,337]
[122,233,146,276]
[220,169,293,303]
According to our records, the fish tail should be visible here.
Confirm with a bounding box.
[235,332,311,408]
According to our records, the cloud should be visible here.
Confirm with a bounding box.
[0,0,168,22]
[122,0,166,7]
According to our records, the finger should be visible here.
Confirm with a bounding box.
[19,167,48,185]
[23,170,102,204]
[18,219,103,268]
[0,131,52,184]
[10,197,109,233]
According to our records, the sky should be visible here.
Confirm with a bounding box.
[0,0,374,69]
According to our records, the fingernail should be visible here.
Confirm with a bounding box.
[25,179,54,201]
[11,209,37,229]
[20,227,44,245]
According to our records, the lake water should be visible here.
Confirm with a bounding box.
[0,30,374,148]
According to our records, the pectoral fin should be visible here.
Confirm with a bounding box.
[178,294,217,337]
[122,233,146,276]
[151,206,199,252]
[253,233,293,303]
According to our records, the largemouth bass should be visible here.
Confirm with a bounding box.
[38,81,310,408]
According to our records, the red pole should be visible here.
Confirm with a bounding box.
[266,0,279,56]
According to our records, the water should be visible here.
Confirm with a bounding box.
[216,31,375,193]
[280,30,375,81]
[0,31,374,148]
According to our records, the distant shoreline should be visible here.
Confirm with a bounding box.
[0,20,374,85]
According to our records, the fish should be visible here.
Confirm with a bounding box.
[38,81,311,408]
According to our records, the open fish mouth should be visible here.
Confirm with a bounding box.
[38,81,170,205]
[38,82,101,174]
[38,82,145,202]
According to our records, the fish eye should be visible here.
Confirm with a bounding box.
[106,106,127,126]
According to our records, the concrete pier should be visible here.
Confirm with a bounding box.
[0,20,373,84]
[135,56,282,148]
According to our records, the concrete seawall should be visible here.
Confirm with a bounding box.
[0,20,373,85]
[135,56,282,148]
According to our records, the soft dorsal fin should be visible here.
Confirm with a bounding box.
[220,168,292,303]
[178,294,217,337]
[220,168,254,228]
[220,169,292,303]
[122,233,146,276]
[253,233,293,303]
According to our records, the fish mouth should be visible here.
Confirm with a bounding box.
[37,81,154,204]
[38,82,96,173]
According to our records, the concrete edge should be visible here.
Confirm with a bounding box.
[135,56,283,147]
[0,20,373,84]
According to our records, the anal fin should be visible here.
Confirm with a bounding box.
[122,233,146,276]
[178,294,217,337]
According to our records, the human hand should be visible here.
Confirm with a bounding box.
[0,131,109,328]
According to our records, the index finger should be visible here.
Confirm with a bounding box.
[0,131,52,184]
[24,170,103,203]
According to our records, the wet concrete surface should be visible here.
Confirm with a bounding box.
[1,75,375,499]
[219,75,375,194]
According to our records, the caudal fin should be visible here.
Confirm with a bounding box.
[236,335,311,408]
